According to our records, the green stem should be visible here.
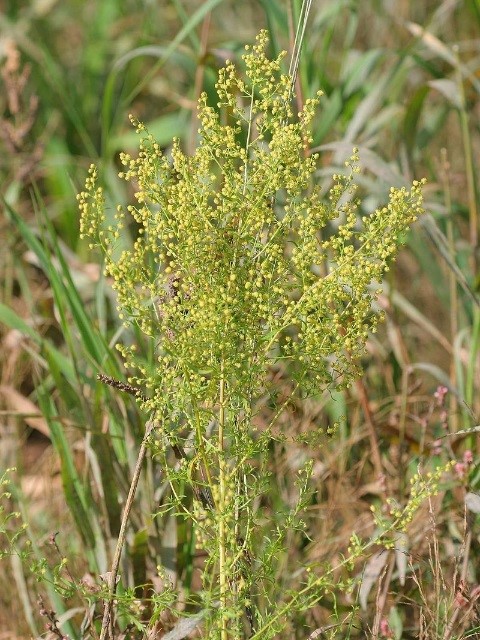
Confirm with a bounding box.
[455,45,478,274]
[218,363,228,640]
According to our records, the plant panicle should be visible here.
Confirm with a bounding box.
[77,30,429,638]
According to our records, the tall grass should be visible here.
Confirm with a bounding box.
[1,1,479,638]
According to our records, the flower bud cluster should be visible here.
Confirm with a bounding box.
[79,31,425,418]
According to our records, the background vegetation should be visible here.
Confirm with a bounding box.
[0,0,479,638]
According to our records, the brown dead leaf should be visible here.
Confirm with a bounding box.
[0,384,50,438]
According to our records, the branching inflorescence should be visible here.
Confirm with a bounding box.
[79,30,425,638]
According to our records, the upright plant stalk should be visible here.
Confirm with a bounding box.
[218,364,228,639]
[99,418,155,640]
[79,30,425,637]
[454,47,478,275]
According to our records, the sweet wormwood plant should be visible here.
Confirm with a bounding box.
[79,31,425,639]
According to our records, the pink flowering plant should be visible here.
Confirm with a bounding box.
[79,31,427,639]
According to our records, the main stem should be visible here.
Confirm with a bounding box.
[218,364,228,640]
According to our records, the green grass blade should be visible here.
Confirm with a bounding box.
[36,391,104,570]
[101,0,226,152]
